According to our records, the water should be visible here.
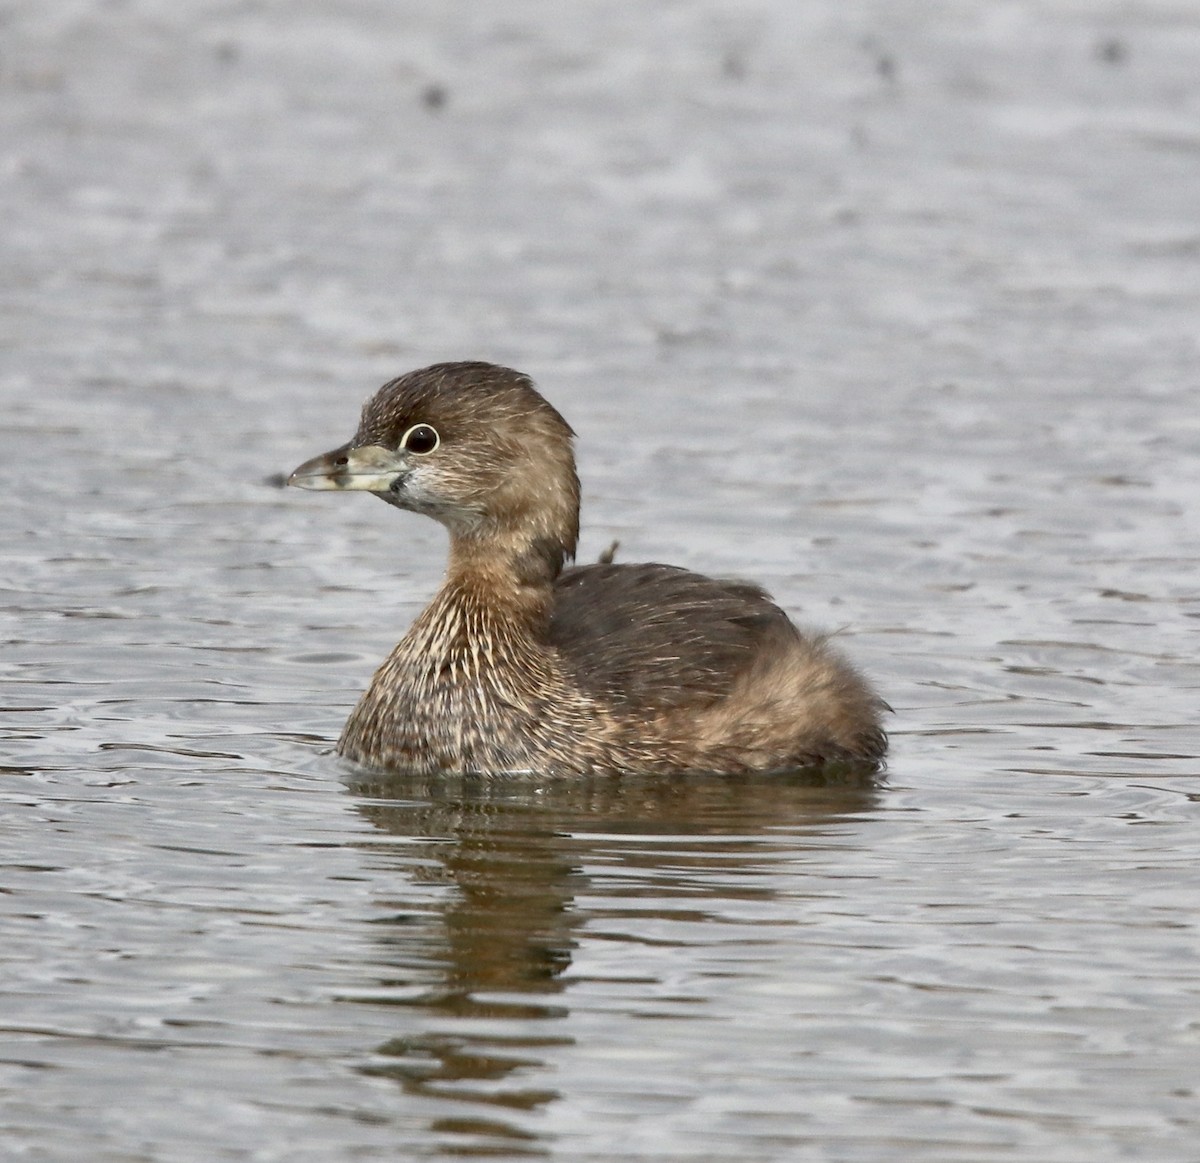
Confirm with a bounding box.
[3,1,1199,1159]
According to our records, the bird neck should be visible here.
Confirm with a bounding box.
[442,526,568,630]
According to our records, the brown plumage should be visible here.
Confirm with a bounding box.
[288,361,887,776]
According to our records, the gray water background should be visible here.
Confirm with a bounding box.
[3,1,1199,1159]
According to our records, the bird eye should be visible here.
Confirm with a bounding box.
[400,423,439,455]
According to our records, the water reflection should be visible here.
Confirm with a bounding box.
[346,769,880,1151]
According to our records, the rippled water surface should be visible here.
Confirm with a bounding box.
[3,1,1200,1159]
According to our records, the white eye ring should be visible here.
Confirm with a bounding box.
[400,423,440,454]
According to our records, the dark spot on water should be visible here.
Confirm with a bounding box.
[422,83,448,111]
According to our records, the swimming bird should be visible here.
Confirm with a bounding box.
[288,361,887,776]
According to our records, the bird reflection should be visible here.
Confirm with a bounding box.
[347,767,880,1153]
